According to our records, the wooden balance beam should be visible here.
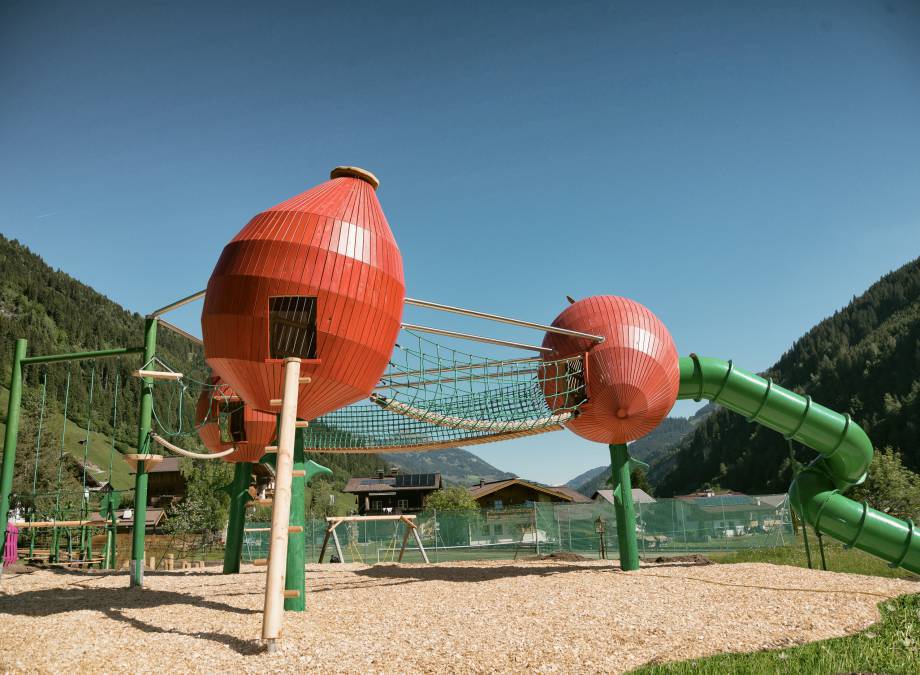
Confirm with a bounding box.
[318,514,430,564]
[12,520,98,528]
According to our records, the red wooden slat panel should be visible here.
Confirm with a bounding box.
[195,376,277,463]
[201,168,405,420]
[541,295,680,444]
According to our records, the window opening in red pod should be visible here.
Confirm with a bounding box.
[218,402,246,443]
[269,296,318,360]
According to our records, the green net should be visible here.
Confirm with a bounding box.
[303,331,587,452]
[242,494,796,564]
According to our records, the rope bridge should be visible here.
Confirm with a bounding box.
[302,331,586,452]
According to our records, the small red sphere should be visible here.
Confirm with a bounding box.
[542,296,679,444]
[196,377,276,463]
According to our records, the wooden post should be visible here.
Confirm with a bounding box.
[411,524,430,564]
[261,357,301,653]
[397,521,412,562]
[331,526,345,563]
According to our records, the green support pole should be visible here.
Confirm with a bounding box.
[106,511,117,570]
[0,338,26,579]
[222,461,253,574]
[284,428,307,611]
[609,443,639,571]
[130,318,158,588]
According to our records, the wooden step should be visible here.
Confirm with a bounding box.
[123,454,165,469]
[269,399,282,408]
[264,445,278,453]
[295,420,309,428]
[253,558,268,566]
[298,377,312,385]
[282,589,300,599]
[288,526,304,533]
[292,470,305,477]
[132,369,183,381]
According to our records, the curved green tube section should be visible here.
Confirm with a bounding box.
[678,354,919,574]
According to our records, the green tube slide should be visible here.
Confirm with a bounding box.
[678,354,919,574]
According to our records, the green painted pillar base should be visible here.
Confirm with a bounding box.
[106,519,117,570]
[223,461,253,574]
[130,318,157,588]
[130,460,149,588]
[284,427,307,612]
[609,443,639,571]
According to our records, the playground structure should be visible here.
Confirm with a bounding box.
[318,514,429,564]
[1,165,918,654]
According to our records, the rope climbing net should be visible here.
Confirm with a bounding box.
[303,331,587,452]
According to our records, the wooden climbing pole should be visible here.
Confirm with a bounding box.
[261,357,301,653]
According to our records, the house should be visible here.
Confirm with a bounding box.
[673,491,789,537]
[343,468,442,515]
[88,507,168,532]
[465,479,589,545]
[144,456,274,507]
[146,457,187,507]
[592,488,657,505]
[467,478,590,510]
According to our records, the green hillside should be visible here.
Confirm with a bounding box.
[654,256,920,496]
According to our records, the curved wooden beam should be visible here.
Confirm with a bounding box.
[150,433,235,459]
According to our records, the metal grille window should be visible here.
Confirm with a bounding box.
[269,296,318,359]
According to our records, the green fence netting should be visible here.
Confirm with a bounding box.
[242,494,795,564]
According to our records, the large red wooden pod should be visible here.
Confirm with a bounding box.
[542,296,679,444]
[196,377,277,463]
[201,167,405,419]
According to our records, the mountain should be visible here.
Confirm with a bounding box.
[655,256,920,496]
[381,448,515,486]
[566,414,705,496]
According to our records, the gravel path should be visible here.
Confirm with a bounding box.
[1,560,916,673]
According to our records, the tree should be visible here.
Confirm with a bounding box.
[424,486,479,513]
[165,459,233,539]
[630,467,654,496]
[850,447,920,521]
[603,467,654,496]
[308,478,337,518]
[425,486,480,546]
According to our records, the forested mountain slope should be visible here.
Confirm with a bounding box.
[567,414,703,496]
[381,448,515,485]
[655,256,920,496]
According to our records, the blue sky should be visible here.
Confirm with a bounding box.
[2,1,920,484]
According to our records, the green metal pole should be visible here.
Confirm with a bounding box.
[223,461,253,574]
[609,443,639,571]
[106,511,117,569]
[285,428,307,611]
[0,338,26,579]
[130,318,157,588]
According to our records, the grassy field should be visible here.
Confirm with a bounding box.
[1,384,136,490]
[630,542,920,674]
[708,539,919,580]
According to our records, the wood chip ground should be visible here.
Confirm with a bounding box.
[1,560,917,673]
